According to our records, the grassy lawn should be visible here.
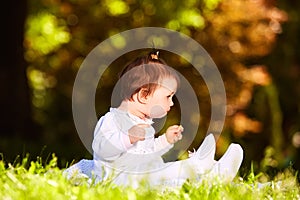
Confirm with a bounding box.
[0,154,299,200]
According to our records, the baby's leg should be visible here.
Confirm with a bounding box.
[142,134,217,186]
[143,157,212,186]
[147,143,243,186]
[106,134,217,187]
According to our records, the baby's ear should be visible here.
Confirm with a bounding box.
[137,88,150,103]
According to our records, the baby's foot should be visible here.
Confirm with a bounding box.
[188,133,216,174]
[211,143,243,182]
[63,159,94,180]
[194,133,216,161]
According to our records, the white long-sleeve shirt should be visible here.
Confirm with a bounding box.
[92,108,173,176]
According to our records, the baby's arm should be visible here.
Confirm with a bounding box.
[154,125,183,155]
[128,124,148,144]
[92,115,133,162]
[154,134,174,155]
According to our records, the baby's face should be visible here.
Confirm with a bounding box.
[146,77,177,118]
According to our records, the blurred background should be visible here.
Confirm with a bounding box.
[1,0,299,179]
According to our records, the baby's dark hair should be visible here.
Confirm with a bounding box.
[119,50,180,102]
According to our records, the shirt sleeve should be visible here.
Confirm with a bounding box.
[154,134,174,155]
[92,113,133,162]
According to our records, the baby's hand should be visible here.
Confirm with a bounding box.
[128,124,150,144]
[165,125,184,144]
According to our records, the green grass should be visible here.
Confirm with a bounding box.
[0,154,299,200]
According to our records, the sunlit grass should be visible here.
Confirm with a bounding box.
[0,154,299,200]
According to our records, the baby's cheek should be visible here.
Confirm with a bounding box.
[149,105,167,119]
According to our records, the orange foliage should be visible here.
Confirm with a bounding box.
[198,0,287,137]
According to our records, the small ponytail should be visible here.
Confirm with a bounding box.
[149,50,159,61]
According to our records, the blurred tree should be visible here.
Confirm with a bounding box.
[263,0,300,174]
[199,0,288,170]
[0,0,37,138]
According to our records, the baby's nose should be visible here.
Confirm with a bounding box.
[170,100,174,107]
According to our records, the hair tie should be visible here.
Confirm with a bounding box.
[150,50,159,60]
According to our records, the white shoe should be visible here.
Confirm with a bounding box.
[211,143,243,182]
[188,133,216,174]
[194,133,216,161]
